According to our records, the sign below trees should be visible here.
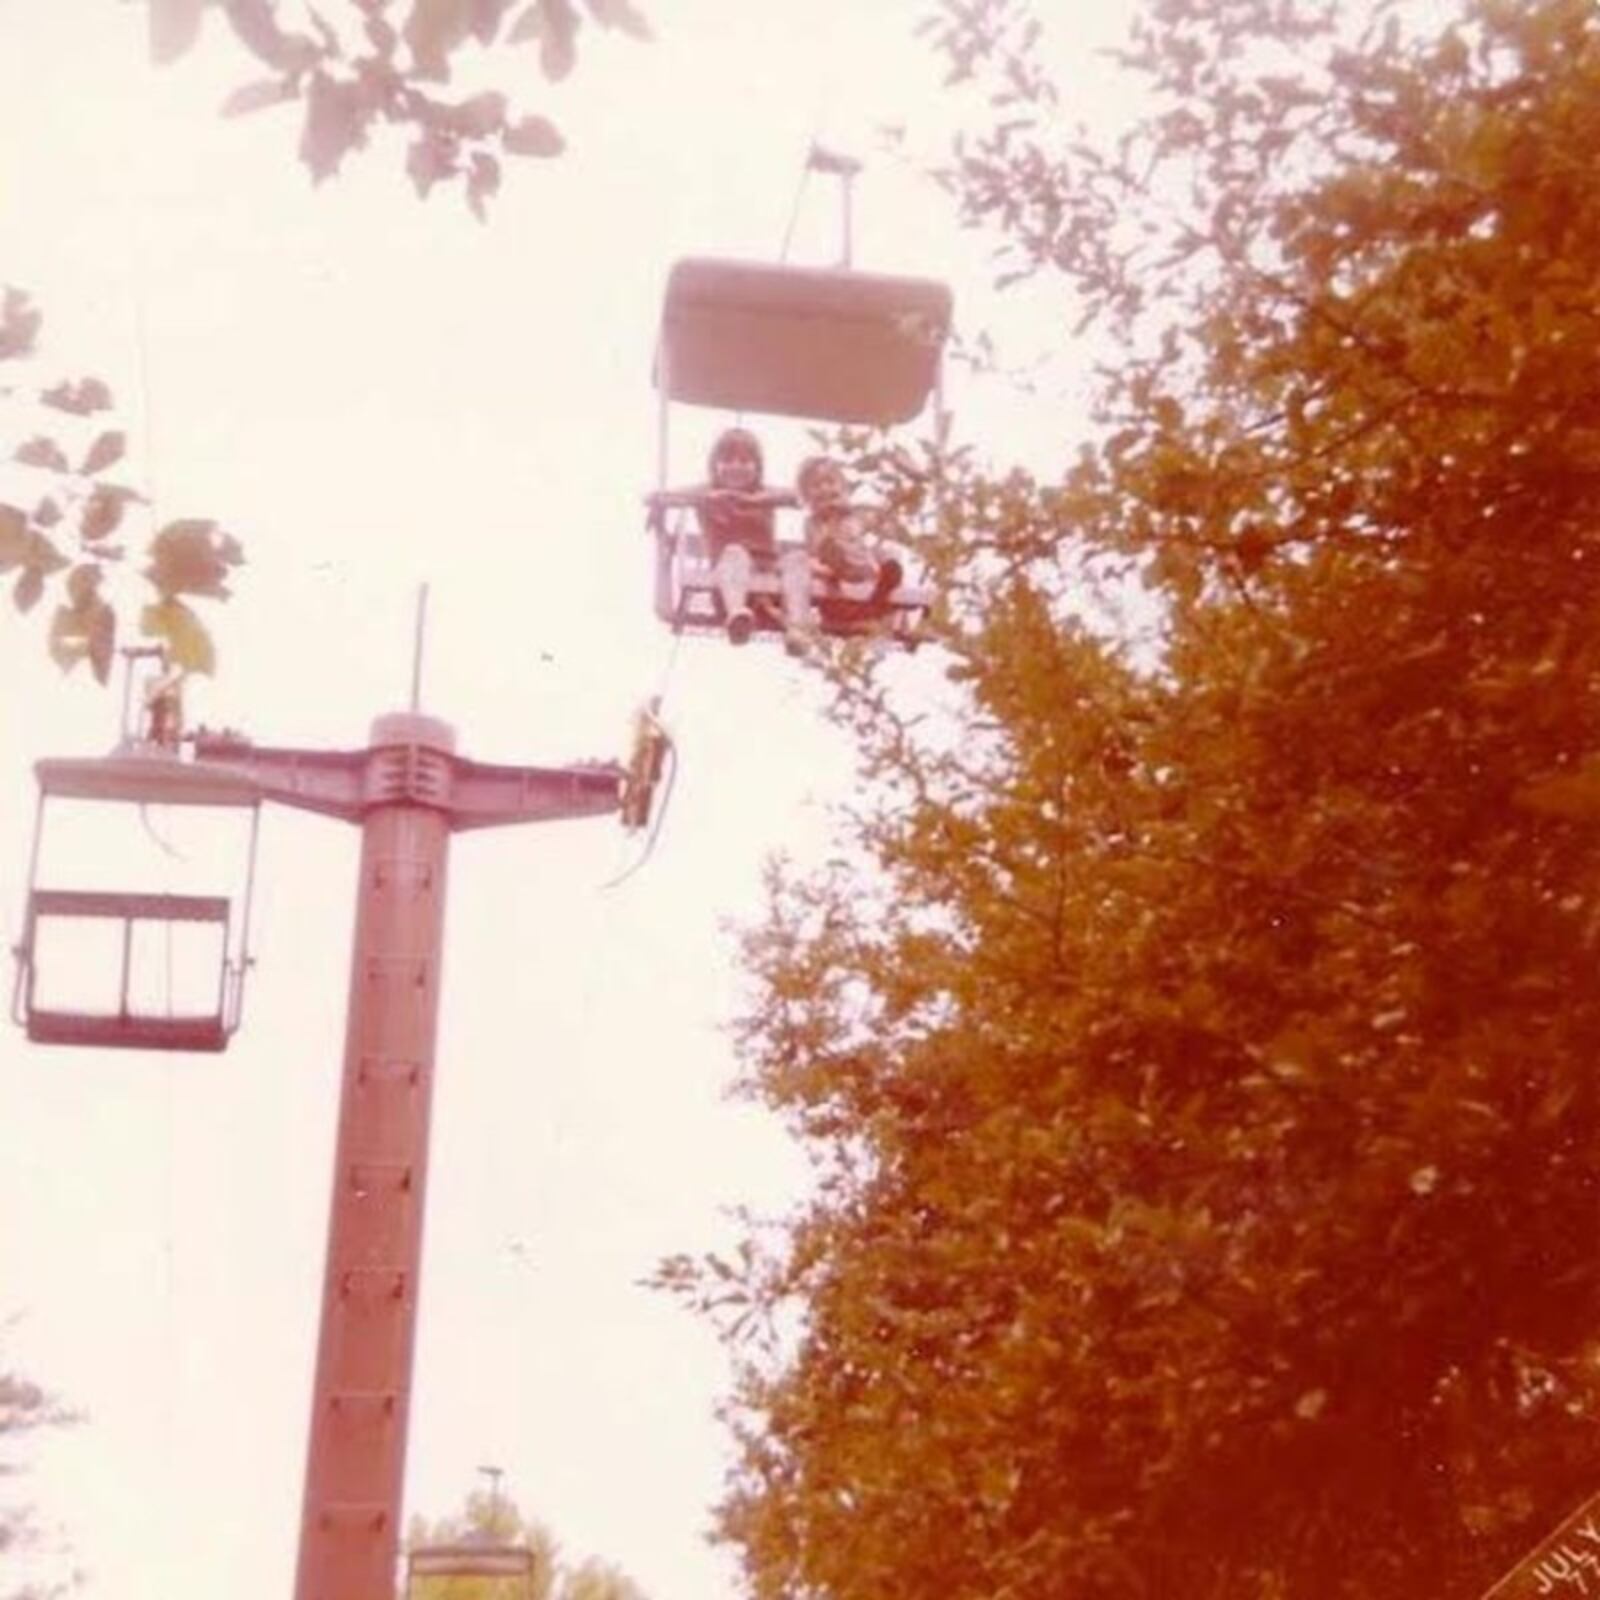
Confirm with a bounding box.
[1483,1491,1600,1599]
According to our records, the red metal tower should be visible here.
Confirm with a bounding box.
[16,700,629,1600]
[275,711,623,1600]
[198,712,622,1600]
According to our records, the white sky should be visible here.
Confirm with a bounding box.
[0,5,1134,1599]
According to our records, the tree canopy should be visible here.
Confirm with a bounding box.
[149,0,651,213]
[660,0,1600,1595]
[1,1340,79,1600]
[0,288,243,686]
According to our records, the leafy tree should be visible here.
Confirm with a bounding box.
[149,0,652,216]
[659,1,1600,1596]
[9,0,651,684]
[405,1485,650,1600]
[0,1340,80,1600]
[0,287,242,686]
[556,1557,648,1600]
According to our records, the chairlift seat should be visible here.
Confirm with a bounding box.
[657,257,952,425]
[653,521,930,648]
[13,749,261,1054]
[16,889,234,1053]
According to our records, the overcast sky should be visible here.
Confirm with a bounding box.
[0,5,1131,1599]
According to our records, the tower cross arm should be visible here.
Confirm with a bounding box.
[444,752,624,832]
[187,735,371,822]
[187,726,624,830]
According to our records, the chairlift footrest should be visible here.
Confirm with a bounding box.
[26,1010,229,1052]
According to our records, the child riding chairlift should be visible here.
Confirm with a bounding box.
[647,255,951,651]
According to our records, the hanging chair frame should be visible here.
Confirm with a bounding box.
[10,751,262,1053]
[649,256,950,650]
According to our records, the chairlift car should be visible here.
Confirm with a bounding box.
[11,733,261,1055]
[648,255,952,648]
[405,1541,540,1600]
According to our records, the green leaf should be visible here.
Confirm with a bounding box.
[222,0,318,71]
[80,430,126,476]
[300,74,369,183]
[149,0,207,64]
[0,287,42,361]
[0,503,27,571]
[470,0,515,45]
[65,562,101,608]
[504,114,565,157]
[406,132,458,198]
[586,0,651,40]
[13,567,43,614]
[25,531,68,578]
[405,0,475,79]
[87,598,115,683]
[15,437,69,474]
[144,519,241,600]
[48,605,88,672]
[364,11,400,54]
[39,377,112,415]
[534,0,579,80]
[141,596,215,675]
[50,570,116,681]
[222,78,300,117]
[452,90,507,137]
[81,485,128,544]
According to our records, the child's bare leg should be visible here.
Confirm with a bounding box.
[779,547,816,656]
[716,544,755,643]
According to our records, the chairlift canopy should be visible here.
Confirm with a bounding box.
[656,257,951,425]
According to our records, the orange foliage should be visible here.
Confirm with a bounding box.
[671,3,1600,1596]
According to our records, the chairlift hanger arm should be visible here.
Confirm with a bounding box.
[36,752,261,808]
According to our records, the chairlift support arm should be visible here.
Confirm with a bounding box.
[34,727,621,833]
